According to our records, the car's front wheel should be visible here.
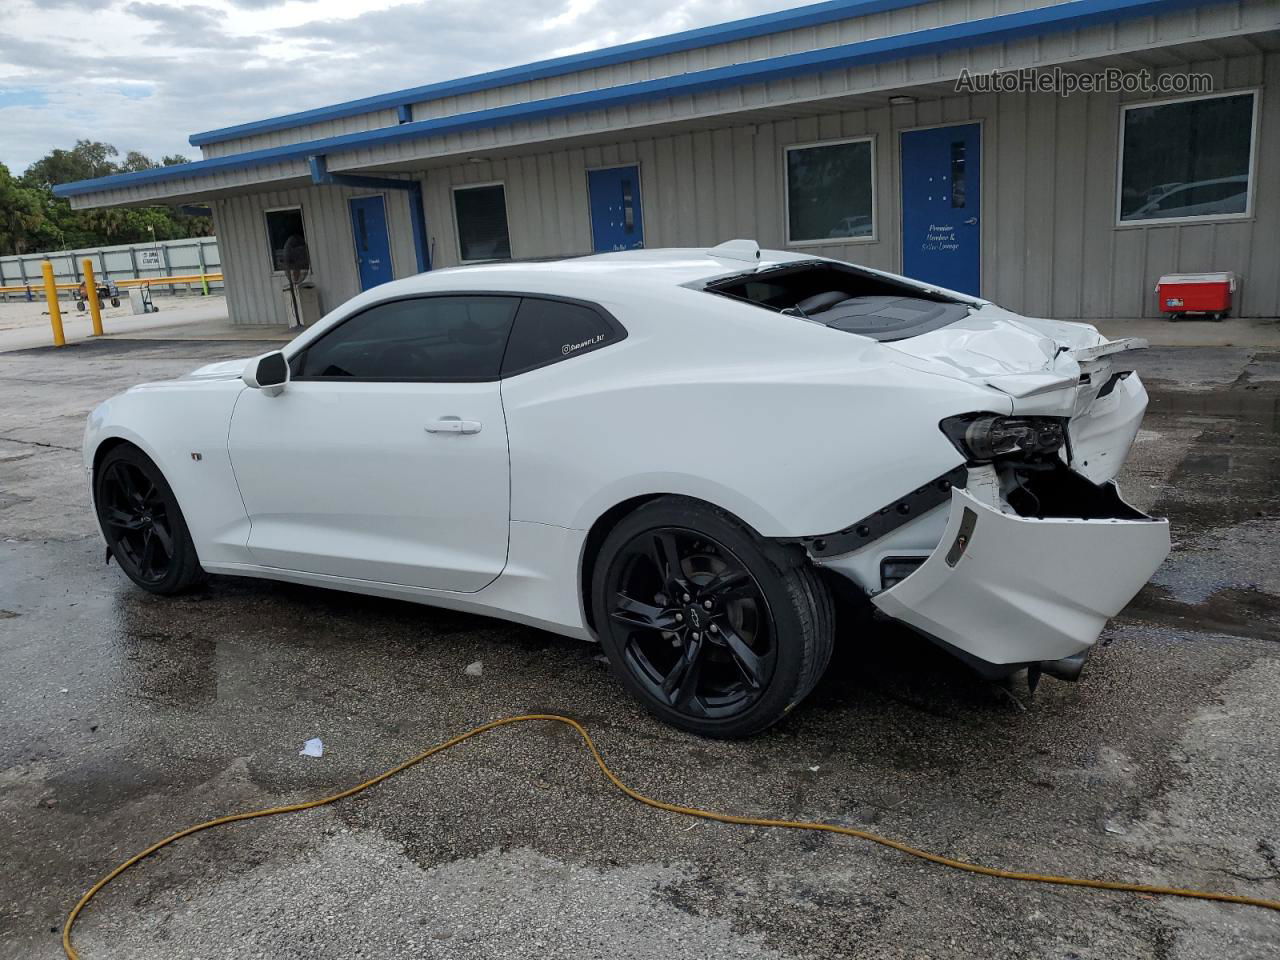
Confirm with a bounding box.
[95,444,204,595]
[592,497,834,738]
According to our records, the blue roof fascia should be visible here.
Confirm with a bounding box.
[188,0,936,146]
[57,0,1211,199]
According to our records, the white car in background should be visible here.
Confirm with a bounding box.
[84,241,1169,737]
[1128,175,1249,220]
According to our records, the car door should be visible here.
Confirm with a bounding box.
[227,294,517,592]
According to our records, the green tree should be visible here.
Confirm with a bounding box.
[119,150,156,173]
[8,142,212,254]
[21,140,119,189]
[0,163,55,255]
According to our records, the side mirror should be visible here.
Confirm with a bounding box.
[243,351,290,397]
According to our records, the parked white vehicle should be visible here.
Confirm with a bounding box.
[84,242,1169,737]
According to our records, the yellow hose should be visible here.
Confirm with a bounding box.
[63,714,1280,958]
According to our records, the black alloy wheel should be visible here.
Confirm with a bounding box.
[593,497,834,738]
[95,445,204,594]
[609,526,777,718]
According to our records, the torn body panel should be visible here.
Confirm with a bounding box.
[815,345,1164,672]
[868,484,1168,664]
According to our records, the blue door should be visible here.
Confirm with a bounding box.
[588,166,644,252]
[900,124,981,296]
[349,195,393,290]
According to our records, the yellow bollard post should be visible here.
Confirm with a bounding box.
[82,259,104,337]
[41,260,65,347]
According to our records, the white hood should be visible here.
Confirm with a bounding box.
[180,358,251,381]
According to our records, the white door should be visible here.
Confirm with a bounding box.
[227,295,518,592]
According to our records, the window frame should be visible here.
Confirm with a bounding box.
[262,204,308,278]
[287,291,626,384]
[500,294,628,379]
[451,181,513,264]
[782,135,878,248]
[1114,89,1260,228]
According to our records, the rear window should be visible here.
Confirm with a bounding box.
[703,261,971,342]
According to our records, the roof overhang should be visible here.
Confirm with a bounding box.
[54,0,1273,209]
[188,0,941,148]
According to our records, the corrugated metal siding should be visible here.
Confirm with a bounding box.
[76,0,1277,210]
[198,0,1078,159]
[67,159,313,210]
[411,50,1279,318]
[213,183,416,325]
[341,0,1277,174]
[201,108,402,160]
[214,48,1278,324]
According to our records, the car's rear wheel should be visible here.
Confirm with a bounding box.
[95,445,204,594]
[592,497,834,738]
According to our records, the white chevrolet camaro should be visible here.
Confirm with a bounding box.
[85,241,1169,737]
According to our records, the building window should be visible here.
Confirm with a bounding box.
[1119,92,1256,224]
[453,184,511,262]
[264,207,309,275]
[785,138,875,244]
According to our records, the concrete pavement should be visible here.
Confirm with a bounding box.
[1,338,1278,959]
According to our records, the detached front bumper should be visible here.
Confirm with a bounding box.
[867,483,1169,666]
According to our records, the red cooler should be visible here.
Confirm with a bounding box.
[1156,272,1236,320]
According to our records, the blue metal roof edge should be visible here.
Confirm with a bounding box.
[188,0,936,146]
[58,0,1213,199]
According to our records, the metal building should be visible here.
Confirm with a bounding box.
[55,0,1280,324]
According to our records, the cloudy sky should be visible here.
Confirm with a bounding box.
[0,0,795,175]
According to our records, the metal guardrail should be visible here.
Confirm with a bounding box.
[0,273,225,296]
[0,238,222,301]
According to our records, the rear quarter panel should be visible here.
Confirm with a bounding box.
[501,288,1010,538]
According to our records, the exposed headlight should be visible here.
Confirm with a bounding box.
[940,414,1066,462]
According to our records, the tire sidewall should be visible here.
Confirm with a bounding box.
[591,497,811,738]
[95,446,199,594]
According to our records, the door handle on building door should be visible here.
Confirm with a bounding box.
[426,417,483,434]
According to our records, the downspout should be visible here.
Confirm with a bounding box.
[308,155,431,273]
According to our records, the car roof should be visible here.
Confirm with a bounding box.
[367,245,819,301]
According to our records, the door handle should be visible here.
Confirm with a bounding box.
[425,417,482,435]
[963,217,978,225]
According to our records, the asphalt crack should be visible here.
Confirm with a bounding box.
[0,436,78,452]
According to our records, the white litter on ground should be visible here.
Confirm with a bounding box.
[299,738,324,758]
[464,661,483,677]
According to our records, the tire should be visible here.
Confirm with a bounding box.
[76,301,86,312]
[591,496,834,738]
[110,297,120,307]
[94,445,204,595]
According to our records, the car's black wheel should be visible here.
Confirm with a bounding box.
[95,445,204,594]
[592,497,834,738]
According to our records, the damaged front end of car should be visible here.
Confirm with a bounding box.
[800,346,1170,685]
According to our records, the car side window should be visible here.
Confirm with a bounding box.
[294,296,518,381]
[500,297,623,377]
